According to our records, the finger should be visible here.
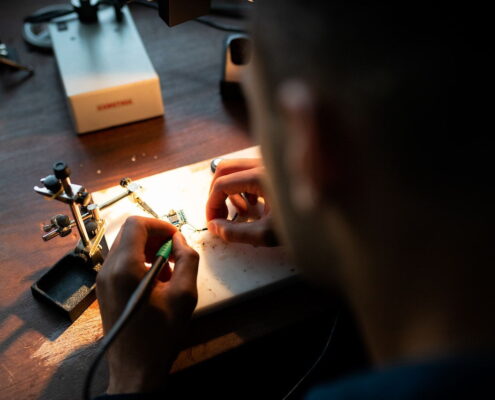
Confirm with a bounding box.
[169,231,199,292]
[106,220,126,257]
[206,168,265,221]
[101,219,147,284]
[157,261,172,282]
[229,194,249,216]
[102,218,175,289]
[209,158,262,194]
[115,216,177,266]
[263,197,271,214]
[246,193,258,206]
[99,217,175,294]
[207,218,278,247]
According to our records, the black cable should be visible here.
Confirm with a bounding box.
[194,16,246,33]
[24,9,75,24]
[83,249,170,400]
[210,3,250,19]
[281,312,340,400]
[128,0,159,10]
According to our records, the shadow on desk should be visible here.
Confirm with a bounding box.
[36,283,369,400]
[0,265,79,359]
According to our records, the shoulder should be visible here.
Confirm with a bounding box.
[306,353,495,400]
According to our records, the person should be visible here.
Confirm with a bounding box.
[95,2,493,399]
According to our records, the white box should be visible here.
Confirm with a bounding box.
[49,6,164,134]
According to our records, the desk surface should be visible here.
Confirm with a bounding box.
[0,2,328,399]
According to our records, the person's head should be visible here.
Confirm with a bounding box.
[246,2,493,361]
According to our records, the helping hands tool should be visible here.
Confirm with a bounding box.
[32,162,156,321]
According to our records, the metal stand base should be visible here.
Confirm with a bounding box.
[31,238,108,321]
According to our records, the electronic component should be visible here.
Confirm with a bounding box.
[166,209,188,228]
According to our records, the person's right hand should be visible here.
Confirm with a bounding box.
[206,158,278,247]
[96,216,199,394]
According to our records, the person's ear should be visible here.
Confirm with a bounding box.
[277,80,337,213]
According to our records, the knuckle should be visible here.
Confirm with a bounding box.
[214,161,228,175]
[212,176,227,193]
[215,158,237,173]
[169,287,198,312]
[217,224,233,240]
[184,247,200,262]
[177,243,199,263]
[123,215,144,230]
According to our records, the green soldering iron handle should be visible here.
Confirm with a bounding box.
[156,239,173,260]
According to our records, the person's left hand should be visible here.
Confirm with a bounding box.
[206,158,279,246]
[96,216,199,394]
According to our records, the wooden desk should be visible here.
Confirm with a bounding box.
[0,3,331,399]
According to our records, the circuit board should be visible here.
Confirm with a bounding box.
[92,146,298,315]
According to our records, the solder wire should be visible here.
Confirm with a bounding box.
[83,239,173,400]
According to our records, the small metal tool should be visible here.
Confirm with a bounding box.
[33,162,110,320]
[35,162,94,247]
[210,157,223,173]
[120,178,160,219]
[91,178,142,210]
[0,41,34,73]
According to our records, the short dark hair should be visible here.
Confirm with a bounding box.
[252,2,487,201]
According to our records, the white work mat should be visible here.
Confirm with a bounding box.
[92,146,298,315]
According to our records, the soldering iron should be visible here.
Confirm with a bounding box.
[84,239,173,400]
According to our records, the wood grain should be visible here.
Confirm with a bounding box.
[0,2,329,399]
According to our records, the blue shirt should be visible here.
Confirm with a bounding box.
[307,353,494,399]
[95,353,494,399]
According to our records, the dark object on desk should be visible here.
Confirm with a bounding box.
[210,0,251,19]
[210,157,223,173]
[72,0,100,24]
[156,0,211,26]
[220,33,251,100]
[32,242,108,321]
[0,40,34,74]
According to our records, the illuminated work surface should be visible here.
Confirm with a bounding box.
[92,146,298,315]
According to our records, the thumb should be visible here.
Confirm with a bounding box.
[207,218,278,247]
[169,231,199,292]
